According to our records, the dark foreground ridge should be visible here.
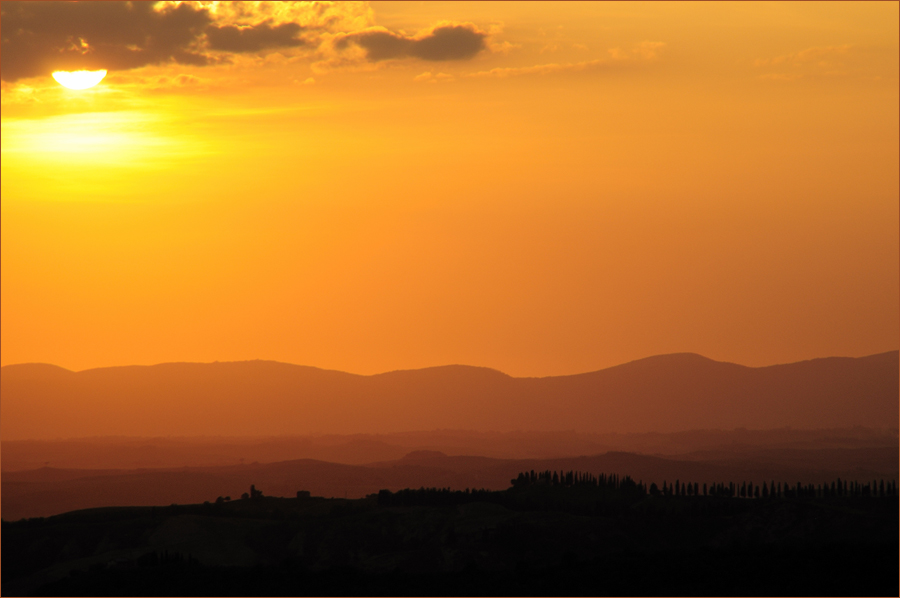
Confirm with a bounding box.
[3,472,897,596]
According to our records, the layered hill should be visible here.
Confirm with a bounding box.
[1,351,897,439]
[4,447,897,521]
[3,428,897,472]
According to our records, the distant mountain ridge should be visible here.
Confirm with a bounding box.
[1,351,897,439]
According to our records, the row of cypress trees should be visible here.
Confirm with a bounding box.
[510,469,898,500]
[660,478,897,499]
[511,470,642,492]
[375,472,898,508]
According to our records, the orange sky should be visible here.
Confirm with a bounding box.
[1,1,898,377]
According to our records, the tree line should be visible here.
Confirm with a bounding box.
[376,471,898,508]
[510,469,898,499]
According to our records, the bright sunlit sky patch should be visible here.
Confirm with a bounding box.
[1,1,898,376]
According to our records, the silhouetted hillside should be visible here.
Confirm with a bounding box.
[1,352,897,439]
[3,477,897,596]
[4,447,896,521]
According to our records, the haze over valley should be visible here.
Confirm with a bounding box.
[3,351,897,520]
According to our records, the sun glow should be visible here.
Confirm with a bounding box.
[52,69,107,90]
[0,109,211,201]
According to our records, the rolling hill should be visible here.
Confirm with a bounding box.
[1,351,897,439]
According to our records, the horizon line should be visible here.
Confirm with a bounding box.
[2,349,897,379]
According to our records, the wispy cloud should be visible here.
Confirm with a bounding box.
[467,59,607,79]
[752,44,879,81]
[467,41,665,79]
[413,71,455,83]
[755,44,853,68]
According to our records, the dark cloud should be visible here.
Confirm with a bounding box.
[340,25,487,62]
[0,1,307,82]
[207,21,305,53]
[1,1,211,82]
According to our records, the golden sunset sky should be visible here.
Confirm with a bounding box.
[1,1,897,376]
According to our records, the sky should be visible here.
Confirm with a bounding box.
[1,1,898,377]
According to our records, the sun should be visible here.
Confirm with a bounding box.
[52,69,108,90]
